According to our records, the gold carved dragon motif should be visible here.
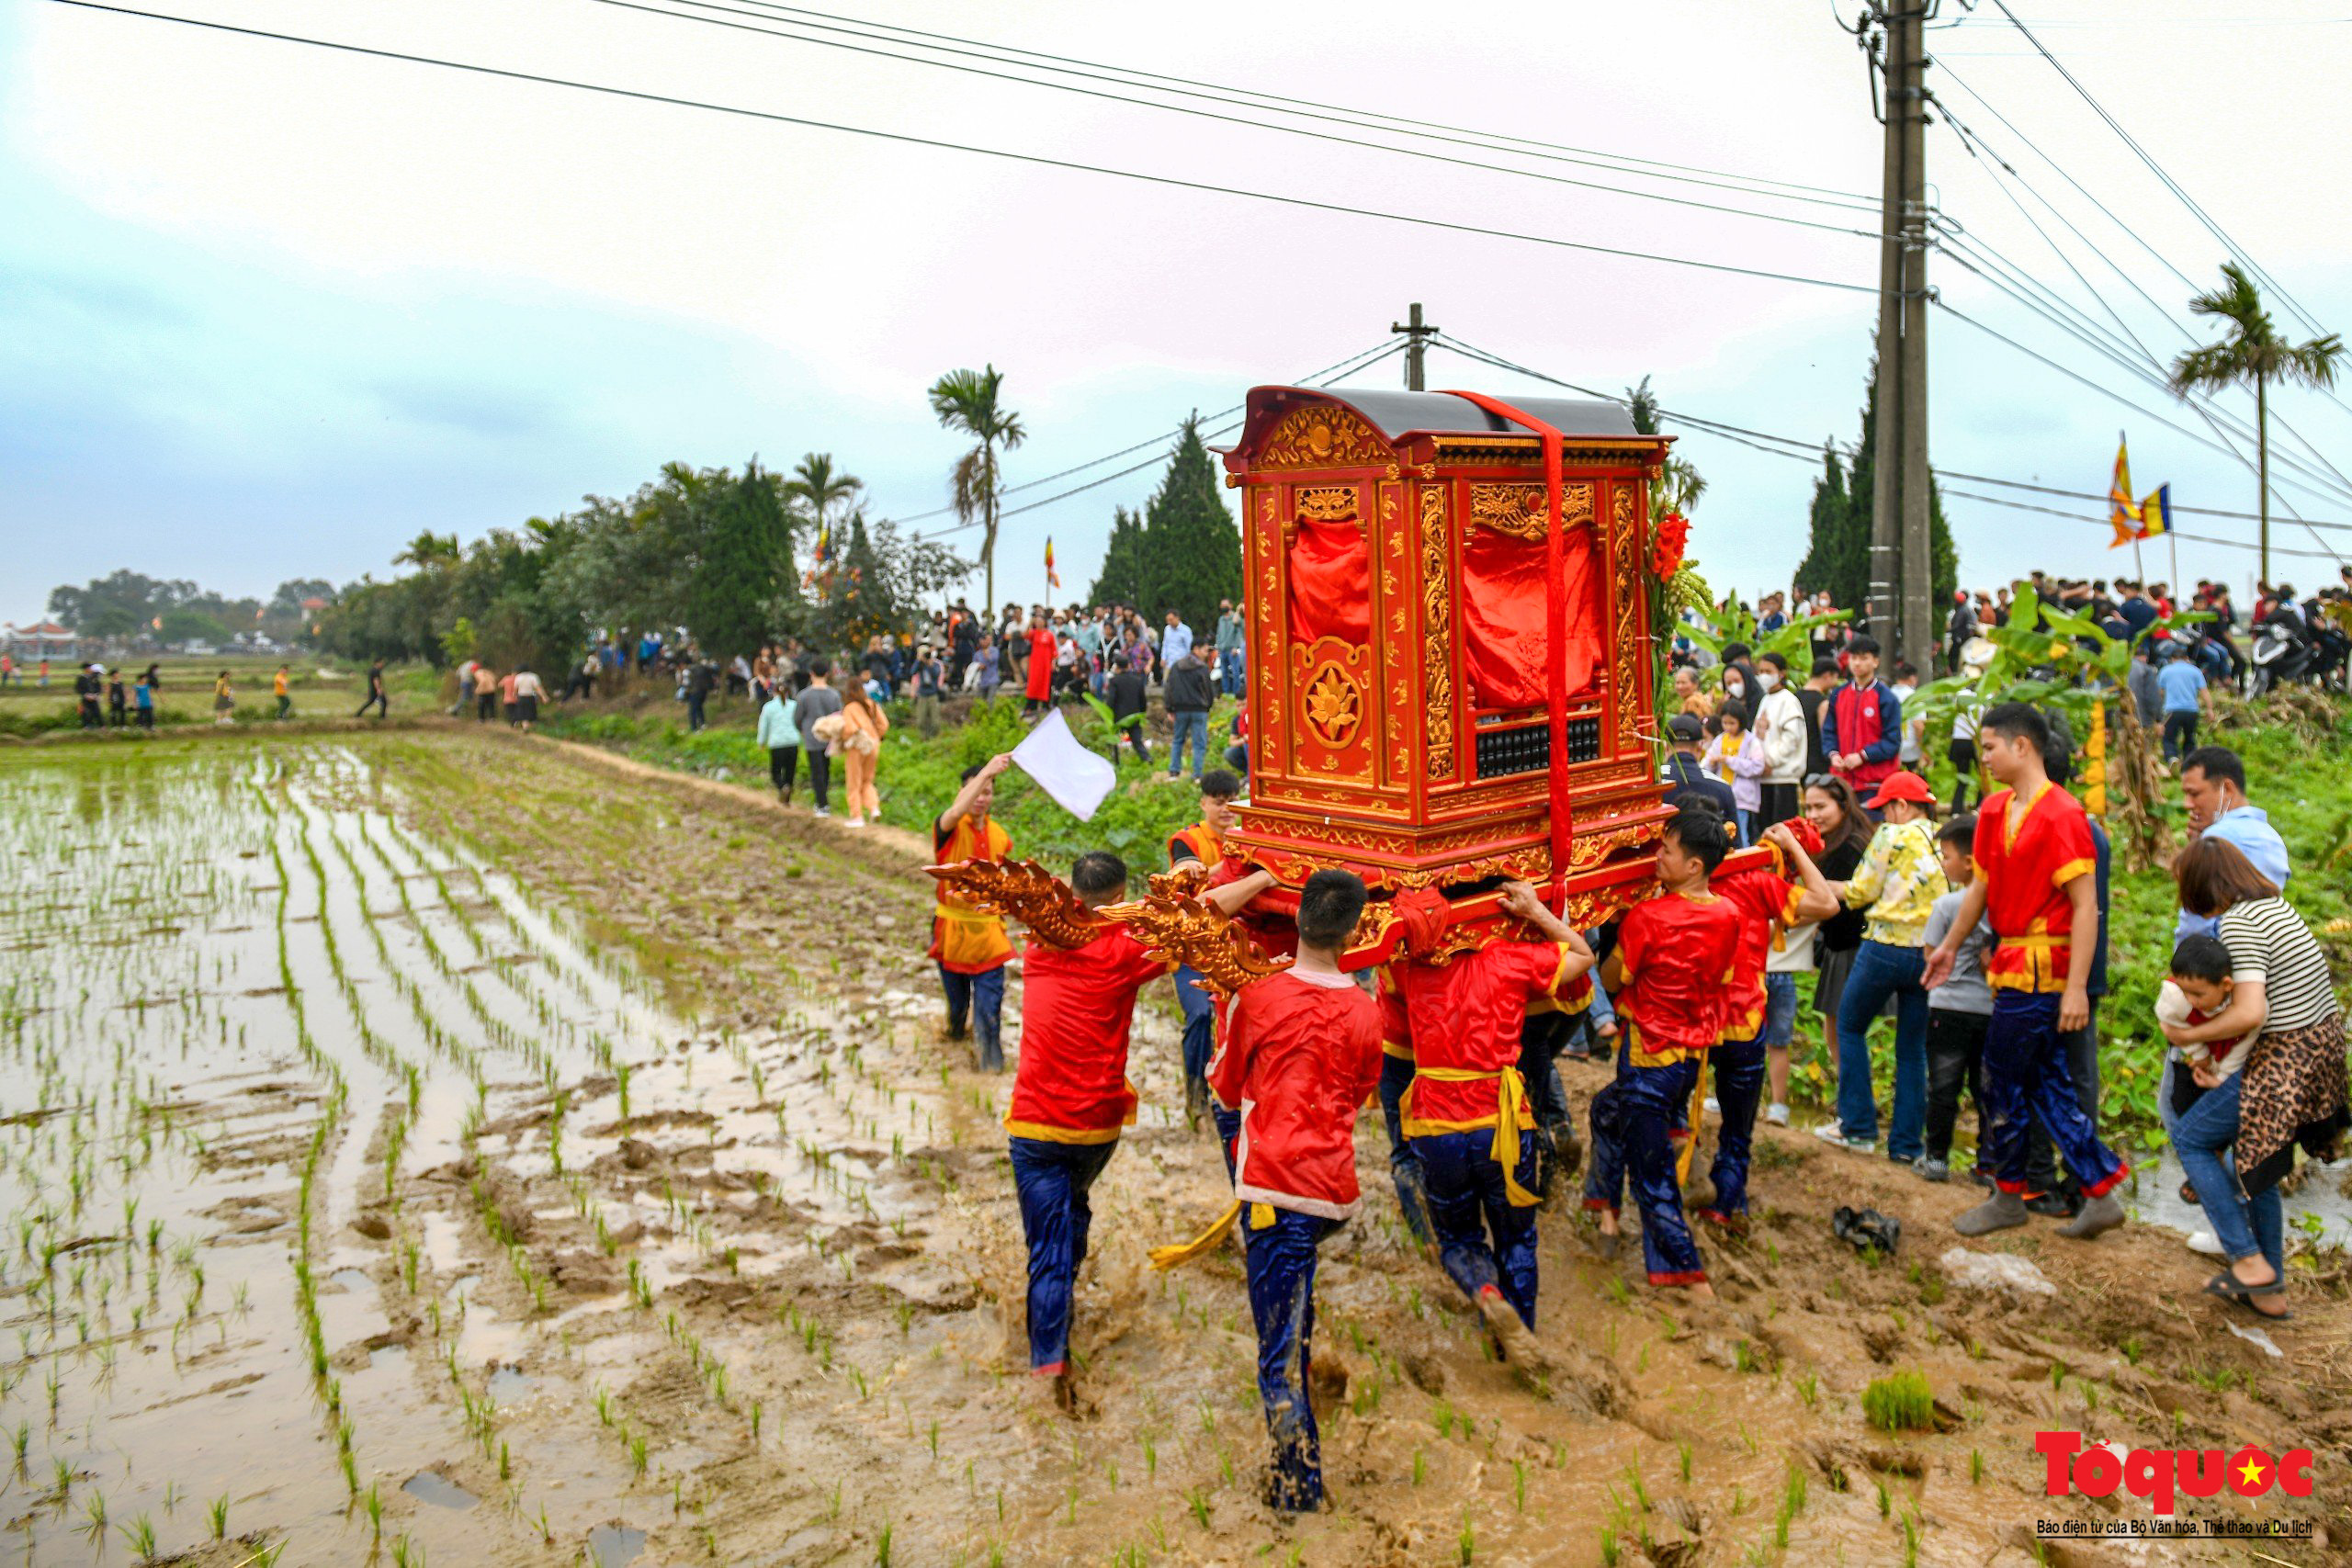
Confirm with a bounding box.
[1294,486,1361,522]
[1610,484,1644,751]
[926,861,1288,996]
[1465,481,1595,541]
[1419,486,1457,779]
[1257,405,1388,470]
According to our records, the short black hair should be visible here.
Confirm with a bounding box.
[806,658,831,679]
[1296,869,1367,950]
[2170,934,2233,985]
[1721,641,1752,666]
[1716,699,1751,728]
[1758,650,1790,672]
[1662,803,1731,874]
[1936,814,1975,849]
[1893,659,1918,681]
[1199,770,1241,801]
[2180,745,2245,794]
[960,761,991,784]
[1978,701,2050,751]
[1810,656,1840,679]
[1847,634,1881,658]
[1071,852,1127,898]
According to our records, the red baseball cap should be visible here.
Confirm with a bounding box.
[1864,770,1933,810]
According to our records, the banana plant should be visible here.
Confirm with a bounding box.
[1076,692,1143,761]
[1905,582,2208,871]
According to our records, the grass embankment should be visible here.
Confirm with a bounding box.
[0,655,443,736]
[537,686,1241,869]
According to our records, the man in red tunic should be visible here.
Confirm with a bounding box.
[1819,634,1902,797]
[1002,852,1174,1405]
[1924,703,2129,1240]
[1696,818,1839,1229]
[1584,803,1744,1296]
[932,755,1018,1070]
[1386,882,1596,1360]
[1206,870,1383,1514]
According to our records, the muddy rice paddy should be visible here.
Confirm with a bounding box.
[1,729,2345,1565]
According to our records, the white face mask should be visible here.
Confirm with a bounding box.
[1758,669,1781,692]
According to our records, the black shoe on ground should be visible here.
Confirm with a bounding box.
[2023,1189,2080,1219]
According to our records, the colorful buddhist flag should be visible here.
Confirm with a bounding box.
[2107,436,2138,548]
[2134,484,2172,541]
[1045,536,1060,589]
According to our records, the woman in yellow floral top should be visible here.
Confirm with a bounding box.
[1813,770,1950,1163]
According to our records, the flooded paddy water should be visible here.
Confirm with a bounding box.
[2,730,2346,1565]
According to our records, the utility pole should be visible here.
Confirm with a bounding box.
[1862,4,1936,672]
[1392,302,1437,391]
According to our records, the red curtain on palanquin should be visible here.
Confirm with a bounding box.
[1285,519,1372,647]
[1461,527,1603,711]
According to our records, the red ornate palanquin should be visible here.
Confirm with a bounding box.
[1218,387,1697,960]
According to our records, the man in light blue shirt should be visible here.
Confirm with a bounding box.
[2156,656,2208,766]
[1214,600,1247,696]
[2175,746,2289,942]
[1159,611,1193,672]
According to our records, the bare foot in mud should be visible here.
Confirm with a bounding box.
[1040,1365,1091,1417]
[1591,1209,1622,1260]
[1475,1285,1549,1371]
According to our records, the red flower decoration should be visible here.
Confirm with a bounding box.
[1650,511,1690,580]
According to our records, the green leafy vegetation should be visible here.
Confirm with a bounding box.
[1861,1370,1936,1433]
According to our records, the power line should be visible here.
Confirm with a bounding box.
[1984,0,2327,336]
[908,341,1406,541]
[1426,333,2342,563]
[42,0,1880,298]
[1937,484,2346,560]
[730,0,1883,209]
[1935,470,2352,534]
[1923,79,2352,557]
[588,0,1890,239]
[888,339,1400,526]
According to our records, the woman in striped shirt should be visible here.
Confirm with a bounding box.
[2169,838,2348,1319]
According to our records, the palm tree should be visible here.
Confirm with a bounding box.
[783,453,863,547]
[927,366,1025,613]
[392,531,462,570]
[2165,263,2342,581]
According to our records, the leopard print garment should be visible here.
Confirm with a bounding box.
[2236,1013,2349,1192]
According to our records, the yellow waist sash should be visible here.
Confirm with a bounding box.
[1402,1067,1539,1209]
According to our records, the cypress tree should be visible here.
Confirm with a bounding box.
[1088,505,1149,609]
[1793,367,1957,625]
[684,460,793,659]
[1135,419,1242,637]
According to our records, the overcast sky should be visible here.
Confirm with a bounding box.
[6,0,2352,624]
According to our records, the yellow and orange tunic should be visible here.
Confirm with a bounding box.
[929,815,1015,975]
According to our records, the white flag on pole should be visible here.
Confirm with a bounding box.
[1010,708,1117,822]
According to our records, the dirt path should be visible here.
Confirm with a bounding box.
[1,731,2342,1566]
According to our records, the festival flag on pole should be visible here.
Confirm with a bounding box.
[2107,436,2138,548]
[1045,536,1060,590]
[2134,484,2172,541]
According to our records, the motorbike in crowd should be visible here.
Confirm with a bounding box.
[2246,611,2349,694]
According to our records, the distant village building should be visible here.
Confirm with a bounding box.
[2,621,85,662]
